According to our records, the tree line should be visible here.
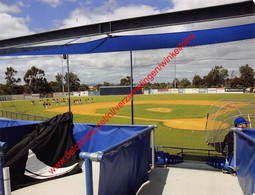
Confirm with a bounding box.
[0,64,254,95]
[141,64,254,89]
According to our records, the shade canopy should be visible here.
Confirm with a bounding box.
[2,23,254,56]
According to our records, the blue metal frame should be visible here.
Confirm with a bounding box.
[0,141,7,195]
[79,152,103,195]
[79,125,155,195]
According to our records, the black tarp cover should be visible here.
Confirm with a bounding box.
[4,112,80,190]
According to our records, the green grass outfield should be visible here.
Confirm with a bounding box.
[1,93,254,159]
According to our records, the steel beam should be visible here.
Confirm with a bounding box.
[0,1,254,50]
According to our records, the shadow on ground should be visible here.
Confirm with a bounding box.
[137,167,169,195]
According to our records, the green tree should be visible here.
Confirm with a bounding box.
[172,78,179,88]
[95,84,102,91]
[5,67,21,94]
[152,82,160,89]
[56,73,63,83]
[79,84,89,91]
[102,81,114,86]
[48,81,59,92]
[204,65,228,87]
[0,84,7,95]
[13,85,24,94]
[239,64,254,87]
[120,76,131,85]
[54,73,64,92]
[179,78,191,88]
[143,82,152,89]
[23,66,48,93]
[64,72,80,91]
[229,77,242,88]
[192,74,203,87]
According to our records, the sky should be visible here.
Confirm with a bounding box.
[0,0,254,86]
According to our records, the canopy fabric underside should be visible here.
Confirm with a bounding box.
[2,23,254,56]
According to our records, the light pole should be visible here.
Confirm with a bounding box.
[63,54,71,112]
[174,56,177,88]
[130,50,134,125]
[62,59,65,95]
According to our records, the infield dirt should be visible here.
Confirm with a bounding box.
[47,100,217,130]
[47,100,248,130]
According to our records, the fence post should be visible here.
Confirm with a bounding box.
[181,148,183,158]
[208,150,210,158]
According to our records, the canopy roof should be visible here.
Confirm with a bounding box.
[2,23,254,56]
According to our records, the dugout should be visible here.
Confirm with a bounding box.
[99,85,143,96]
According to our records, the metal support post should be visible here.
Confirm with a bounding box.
[85,158,93,195]
[0,142,7,195]
[130,50,134,125]
[64,54,71,112]
[174,57,177,88]
[79,152,103,195]
[233,130,237,171]
[151,128,155,168]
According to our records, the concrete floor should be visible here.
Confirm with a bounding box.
[138,167,243,195]
[12,163,243,195]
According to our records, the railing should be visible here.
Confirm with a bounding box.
[155,145,221,161]
[233,128,255,195]
[0,142,7,195]
[0,110,50,121]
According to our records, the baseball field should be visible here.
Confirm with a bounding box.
[1,93,254,155]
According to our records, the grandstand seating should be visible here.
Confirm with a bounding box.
[206,153,234,172]
[154,150,183,166]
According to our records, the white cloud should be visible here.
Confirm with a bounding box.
[0,13,33,39]
[59,1,160,29]
[169,0,248,12]
[16,1,26,7]
[40,0,62,8]
[0,2,21,14]
[0,2,33,39]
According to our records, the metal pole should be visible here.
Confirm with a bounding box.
[79,152,103,195]
[151,128,155,168]
[174,57,177,88]
[3,167,11,195]
[130,50,134,125]
[85,158,93,195]
[248,114,252,128]
[0,142,7,195]
[233,130,237,171]
[62,58,65,95]
[64,54,71,112]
